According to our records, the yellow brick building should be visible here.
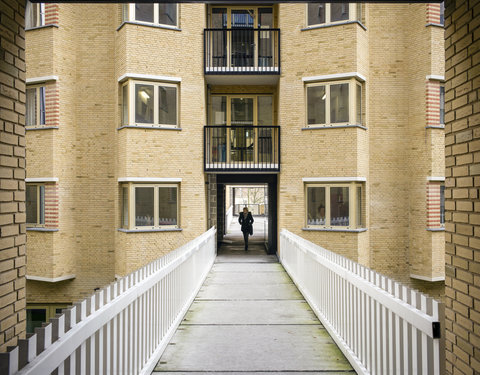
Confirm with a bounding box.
[23,2,445,331]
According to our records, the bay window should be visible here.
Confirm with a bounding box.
[121,183,179,229]
[306,79,363,127]
[121,80,178,127]
[26,184,45,226]
[307,3,361,27]
[26,86,46,127]
[124,3,178,28]
[306,182,363,228]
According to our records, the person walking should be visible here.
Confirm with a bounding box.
[238,206,254,251]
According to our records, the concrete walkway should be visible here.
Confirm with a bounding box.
[153,217,355,374]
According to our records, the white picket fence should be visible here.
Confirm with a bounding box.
[279,229,445,375]
[0,227,216,375]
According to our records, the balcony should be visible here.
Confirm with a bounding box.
[204,125,280,172]
[204,28,280,85]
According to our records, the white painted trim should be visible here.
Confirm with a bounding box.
[427,176,445,182]
[118,177,182,183]
[25,177,59,182]
[302,72,366,83]
[117,73,181,83]
[410,274,445,282]
[426,75,445,82]
[302,177,367,182]
[26,274,76,282]
[26,76,59,84]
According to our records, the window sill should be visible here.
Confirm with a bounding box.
[425,23,444,28]
[26,126,59,131]
[301,20,367,32]
[118,228,183,233]
[426,227,445,232]
[425,125,445,129]
[27,227,59,232]
[117,125,182,131]
[117,21,181,32]
[302,124,367,131]
[25,24,59,31]
[302,227,367,233]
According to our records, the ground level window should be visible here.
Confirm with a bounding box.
[26,305,67,334]
[121,183,179,229]
[306,182,363,228]
[26,184,45,226]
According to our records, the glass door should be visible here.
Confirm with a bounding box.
[230,97,254,162]
[231,9,255,68]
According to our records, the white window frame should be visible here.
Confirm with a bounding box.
[305,182,364,229]
[121,183,180,230]
[126,3,179,29]
[26,183,45,227]
[122,79,179,128]
[306,3,361,27]
[26,85,46,127]
[26,1,45,29]
[305,78,363,127]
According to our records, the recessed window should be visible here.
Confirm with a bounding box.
[122,80,178,127]
[440,185,445,226]
[121,184,179,229]
[26,86,46,127]
[306,79,362,127]
[26,184,45,226]
[306,183,364,228]
[440,86,445,125]
[25,1,45,29]
[307,3,361,27]
[27,305,66,334]
[125,3,178,28]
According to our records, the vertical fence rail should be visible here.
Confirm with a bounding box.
[0,227,217,375]
[279,229,445,375]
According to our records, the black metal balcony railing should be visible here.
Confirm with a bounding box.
[204,125,280,172]
[204,28,280,74]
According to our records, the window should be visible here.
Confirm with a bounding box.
[122,80,178,127]
[306,183,363,228]
[306,79,362,127]
[440,86,445,125]
[26,184,45,226]
[125,3,178,28]
[27,305,66,334]
[440,185,445,226]
[25,1,45,29]
[121,184,179,229]
[440,2,445,25]
[26,86,46,127]
[307,3,361,27]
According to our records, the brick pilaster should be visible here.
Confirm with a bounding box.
[0,0,27,352]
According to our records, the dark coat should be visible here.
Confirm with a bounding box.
[238,212,254,234]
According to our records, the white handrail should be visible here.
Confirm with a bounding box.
[279,229,445,375]
[0,227,217,375]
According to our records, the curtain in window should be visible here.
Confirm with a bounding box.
[39,87,46,125]
[26,88,36,126]
[25,1,36,28]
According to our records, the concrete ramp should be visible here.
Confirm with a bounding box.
[153,226,355,374]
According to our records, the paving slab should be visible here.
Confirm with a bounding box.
[154,325,352,373]
[196,283,303,300]
[211,263,285,273]
[154,372,355,374]
[183,300,319,325]
[204,270,292,285]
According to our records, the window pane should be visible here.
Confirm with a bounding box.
[330,187,349,226]
[135,187,154,226]
[25,1,35,28]
[440,185,445,225]
[357,3,362,22]
[440,1,445,24]
[307,187,326,225]
[135,84,154,124]
[158,4,177,26]
[440,86,445,124]
[357,186,362,227]
[210,96,226,125]
[135,3,154,23]
[122,85,128,125]
[26,185,38,224]
[26,309,46,334]
[26,88,36,126]
[330,83,349,123]
[122,4,129,22]
[356,84,362,124]
[122,187,129,227]
[231,98,253,125]
[308,3,325,25]
[331,3,349,22]
[259,8,273,28]
[39,185,45,224]
[258,96,273,125]
[307,86,326,125]
[39,86,46,125]
[158,187,177,225]
[211,8,227,28]
[158,86,177,125]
